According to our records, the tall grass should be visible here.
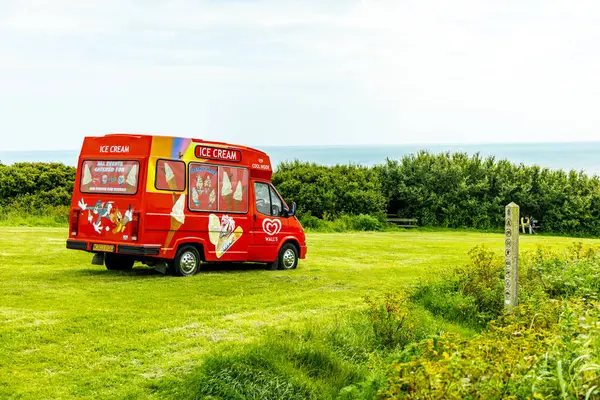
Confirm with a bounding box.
[0,205,68,227]
[166,301,473,400]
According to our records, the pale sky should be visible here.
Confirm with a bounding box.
[1,0,600,151]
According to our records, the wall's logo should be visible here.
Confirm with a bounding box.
[262,218,282,236]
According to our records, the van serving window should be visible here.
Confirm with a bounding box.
[80,160,139,195]
[217,166,248,213]
[188,163,248,213]
[155,159,186,192]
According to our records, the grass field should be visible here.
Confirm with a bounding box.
[1,227,598,399]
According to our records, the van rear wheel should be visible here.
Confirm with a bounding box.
[105,253,134,271]
[173,245,201,277]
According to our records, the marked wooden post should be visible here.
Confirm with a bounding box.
[504,202,519,311]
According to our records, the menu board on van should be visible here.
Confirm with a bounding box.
[80,160,139,194]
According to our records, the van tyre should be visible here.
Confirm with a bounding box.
[173,245,201,277]
[105,253,134,271]
[277,243,299,270]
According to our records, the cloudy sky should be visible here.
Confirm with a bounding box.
[1,0,600,151]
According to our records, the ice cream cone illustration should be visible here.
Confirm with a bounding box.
[163,162,179,191]
[208,214,220,246]
[216,226,243,258]
[221,171,232,196]
[191,187,200,206]
[126,164,138,187]
[163,194,186,252]
[208,189,216,209]
[221,171,233,209]
[82,164,92,190]
[233,181,243,211]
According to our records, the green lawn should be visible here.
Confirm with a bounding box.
[0,228,597,399]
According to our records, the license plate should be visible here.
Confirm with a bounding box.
[92,244,115,252]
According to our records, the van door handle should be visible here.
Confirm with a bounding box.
[253,214,257,222]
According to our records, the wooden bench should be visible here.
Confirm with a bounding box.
[387,215,418,228]
[521,223,541,233]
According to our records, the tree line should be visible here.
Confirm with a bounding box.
[275,152,600,236]
[2,152,599,236]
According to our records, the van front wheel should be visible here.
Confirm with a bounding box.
[277,243,298,270]
[105,253,134,271]
[173,245,201,277]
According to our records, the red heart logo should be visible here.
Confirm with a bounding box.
[262,218,282,236]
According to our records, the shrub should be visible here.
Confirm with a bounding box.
[379,151,600,235]
[411,245,504,328]
[380,298,600,400]
[299,212,323,230]
[522,243,600,300]
[272,161,387,219]
[343,214,384,232]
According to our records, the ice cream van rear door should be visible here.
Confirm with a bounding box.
[70,159,143,243]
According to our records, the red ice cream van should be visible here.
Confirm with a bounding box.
[66,133,307,276]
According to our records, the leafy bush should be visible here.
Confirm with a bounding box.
[522,243,600,300]
[273,161,387,219]
[364,293,419,349]
[379,151,600,235]
[412,242,600,331]
[4,153,600,236]
[299,213,388,232]
[0,204,69,227]
[411,245,504,328]
[0,162,75,225]
[300,212,324,230]
[344,214,384,231]
[380,298,600,400]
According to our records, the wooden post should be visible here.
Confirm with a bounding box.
[504,202,519,311]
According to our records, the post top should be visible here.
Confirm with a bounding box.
[506,202,519,208]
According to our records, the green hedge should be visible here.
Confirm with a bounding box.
[0,162,75,224]
[378,151,600,235]
[2,153,600,236]
[272,161,387,219]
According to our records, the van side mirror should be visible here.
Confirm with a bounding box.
[287,202,297,217]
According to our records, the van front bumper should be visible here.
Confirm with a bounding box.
[66,240,161,256]
[299,245,308,259]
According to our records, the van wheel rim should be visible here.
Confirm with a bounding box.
[282,249,296,268]
[180,251,197,274]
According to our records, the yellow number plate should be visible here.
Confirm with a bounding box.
[92,244,115,252]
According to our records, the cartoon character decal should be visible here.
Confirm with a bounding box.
[78,198,134,236]
[208,214,243,258]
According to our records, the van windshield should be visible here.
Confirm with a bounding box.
[80,160,140,195]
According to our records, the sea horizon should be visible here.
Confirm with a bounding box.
[2,141,600,176]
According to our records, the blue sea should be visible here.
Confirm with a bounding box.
[1,142,600,176]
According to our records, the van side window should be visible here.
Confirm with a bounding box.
[254,182,271,215]
[269,186,283,217]
[155,159,186,192]
[254,182,285,217]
